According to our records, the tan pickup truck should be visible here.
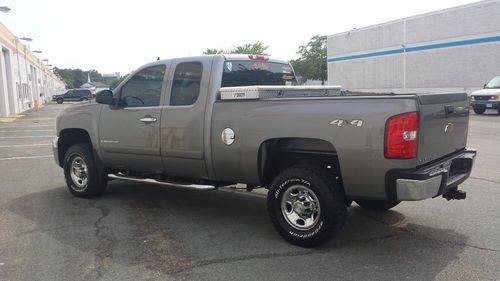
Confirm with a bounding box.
[53,54,476,247]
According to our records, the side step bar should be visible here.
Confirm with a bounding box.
[108,173,216,190]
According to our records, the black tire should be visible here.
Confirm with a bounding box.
[473,107,485,114]
[56,98,63,104]
[267,165,347,247]
[81,97,88,101]
[355,199,401,212]
[63,143,107,198]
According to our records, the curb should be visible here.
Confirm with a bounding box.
[0,115,24,123]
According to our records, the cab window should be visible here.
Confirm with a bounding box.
[119,65,166,107]
[170,62,203,106]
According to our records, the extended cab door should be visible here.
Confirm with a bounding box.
[160,57,212,178]
[99,63,169,172]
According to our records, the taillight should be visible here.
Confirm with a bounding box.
[384,112,418,159]
[248,54,269,60]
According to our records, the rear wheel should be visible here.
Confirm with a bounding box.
[63,143,107,198]
[267,165,347,247]
[56,98,63,104]
[355,199,401,212]
[473,107,485,114]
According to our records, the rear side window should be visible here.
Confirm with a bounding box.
[221,61,296,87]
[76,90,90,97]
[170,62,203,106]
[120,65,166,107]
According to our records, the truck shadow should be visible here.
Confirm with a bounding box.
[6,182,468,280]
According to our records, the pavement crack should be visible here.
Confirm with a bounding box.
[360,211,500,253]
[469,176,500,185]
[171,250,317,274]
[345,232,405,244]
[16,223,89,236]
[84,203,115,281]
[403,229,500,253]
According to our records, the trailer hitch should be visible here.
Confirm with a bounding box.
[443,188,466,201]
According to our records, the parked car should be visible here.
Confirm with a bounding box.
[52,89,93,104]
[470,76,500,114]
[52,54,476,247]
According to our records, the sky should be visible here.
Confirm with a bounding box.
[0,0,480,75]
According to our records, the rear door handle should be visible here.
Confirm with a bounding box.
[139,116,157,123]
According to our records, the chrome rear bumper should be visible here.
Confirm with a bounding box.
[386,149,476,201]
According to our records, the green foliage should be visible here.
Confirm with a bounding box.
[290,35,327,84]
[230,42,268,55]
[203,48,224,55]
[53,67,104,89]
[203,42,269,55]
[110,74,129,90]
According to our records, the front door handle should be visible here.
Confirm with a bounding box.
[139,116,157,123]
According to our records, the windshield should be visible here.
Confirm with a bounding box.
[221,60,297,87]
[485,76,500,89]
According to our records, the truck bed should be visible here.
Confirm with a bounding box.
[212,86,469,200]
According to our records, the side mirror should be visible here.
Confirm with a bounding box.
[483,84,487,89]
[95,90,114,105]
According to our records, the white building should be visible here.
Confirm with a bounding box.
[0,22,65,117]
[327,0,500,94]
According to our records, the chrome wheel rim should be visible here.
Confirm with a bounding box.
[70,156,88,191]
[281,184,321,230]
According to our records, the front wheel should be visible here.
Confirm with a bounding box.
[473,107,485,114]
[355,199,401,212]
[56,98,63,104]
[63,143,107,198]
[267,165,347,247]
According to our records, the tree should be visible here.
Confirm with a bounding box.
[230,42,268,55]
[52,67,105,89]
[203,48,223,55]
[291,35,327,84]
[203,42,269,55]
[110,74,129,90]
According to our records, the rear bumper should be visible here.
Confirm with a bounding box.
[471,100,500,109]
[386,149,476,201]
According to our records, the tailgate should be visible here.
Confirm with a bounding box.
[417,93,469,166]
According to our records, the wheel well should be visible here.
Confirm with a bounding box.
[57,129,92,167]
[258,138,342,186]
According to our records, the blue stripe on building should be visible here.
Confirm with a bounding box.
[327,35,500,62]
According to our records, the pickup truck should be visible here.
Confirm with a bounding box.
[53,54,476,247]
[470,76,500,114]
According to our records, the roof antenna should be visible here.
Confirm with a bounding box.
[157,57,160,61]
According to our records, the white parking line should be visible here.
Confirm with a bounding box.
[0,136,54,139]
[0,130,54,132]
[0,125,54,128]
[0,144,51,148]
[0,155,52,161]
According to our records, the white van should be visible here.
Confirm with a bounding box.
[470,76,500,114]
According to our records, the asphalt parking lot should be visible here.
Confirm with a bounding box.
[0,104,499,281]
